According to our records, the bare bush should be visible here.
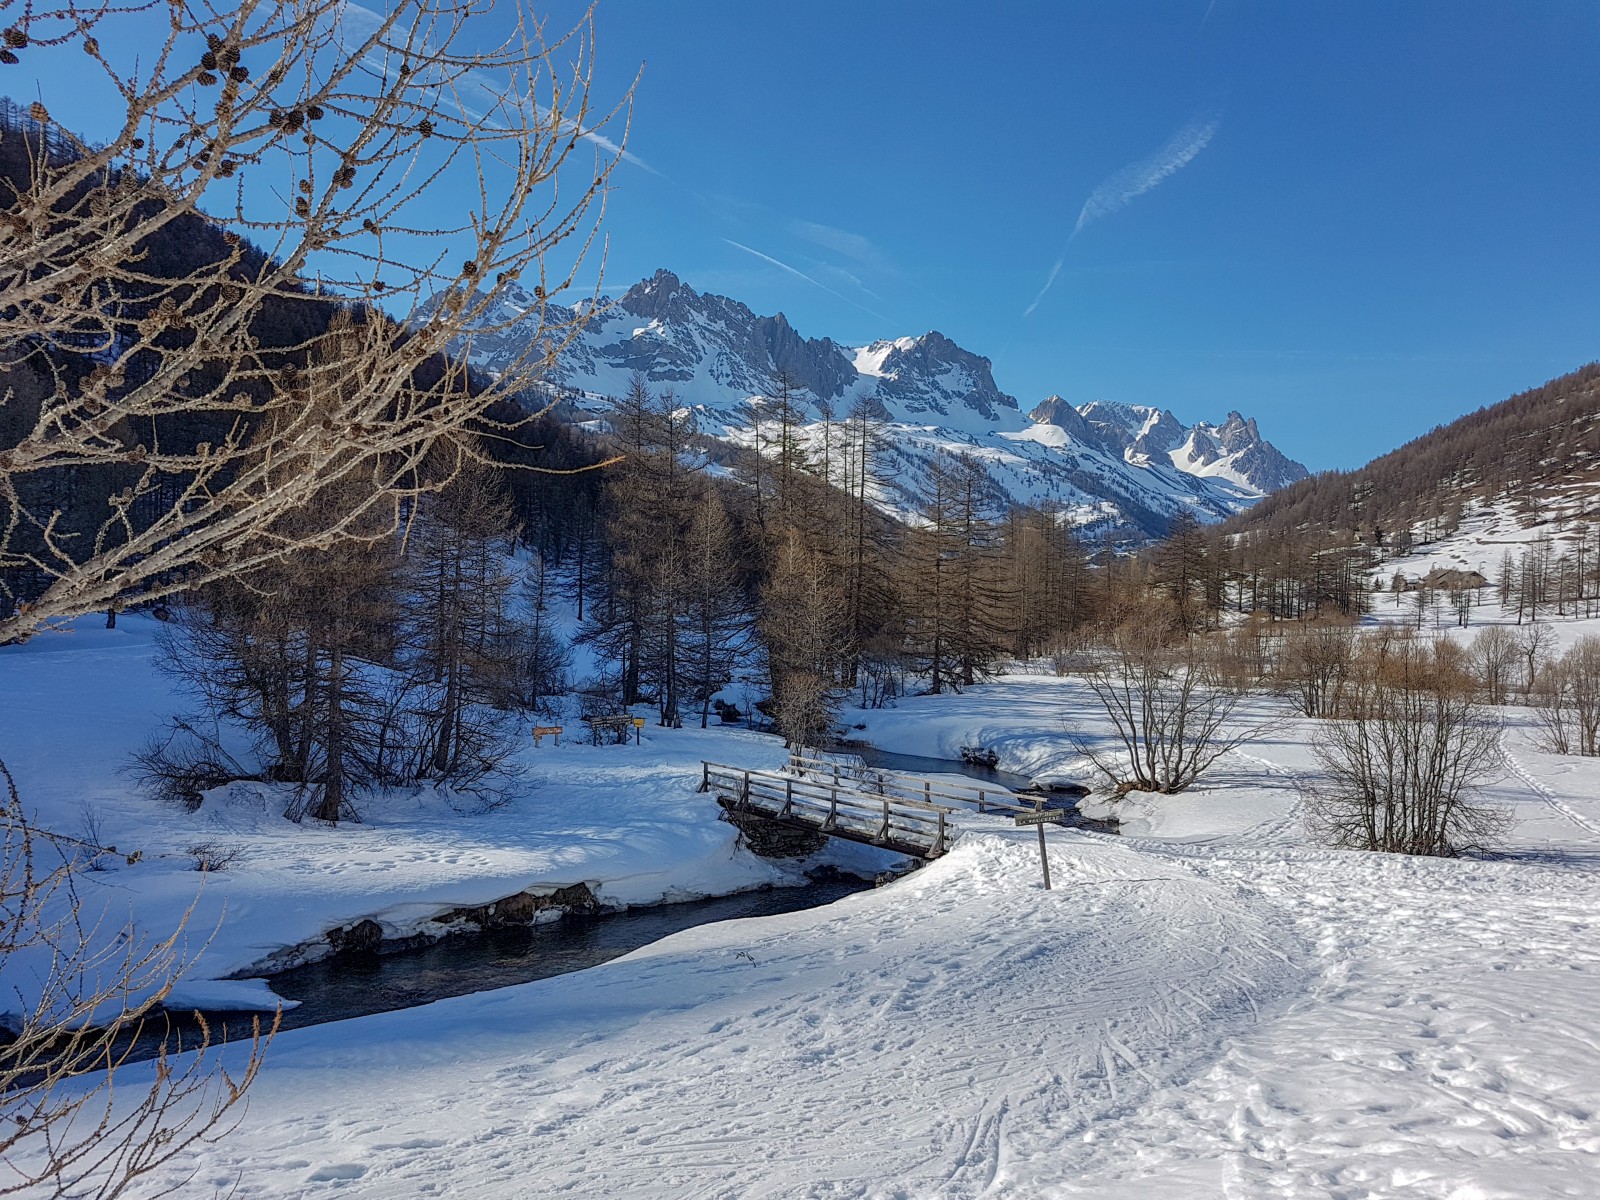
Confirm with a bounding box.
[1307,638,1509,856]
[1277,618,1356,717]
[1531,635,1600,756]
[1074,620,1255,794]
[0,0,626,640]
[186,841,245,873]
[1531,662,1574,755]
[0,760,273,1197]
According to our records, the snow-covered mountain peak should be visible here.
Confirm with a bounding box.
[851,337,921,380]
[446,270,1309,537]
[860,330,1019,430]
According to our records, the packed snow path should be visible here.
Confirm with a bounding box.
[140,833,1311,1198]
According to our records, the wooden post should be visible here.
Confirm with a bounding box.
[978,789,986,813]
[827,786,838,830]
[783,777,794,818]
[937,809,947,854]
[1015,806,1062,890]
[879,797,890,841]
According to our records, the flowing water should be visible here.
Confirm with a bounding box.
[129,875,870,1061]
[131,746,1083,1061]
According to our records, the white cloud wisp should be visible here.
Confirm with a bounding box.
[1023,109,1221,317]
[1072,110,1220,240]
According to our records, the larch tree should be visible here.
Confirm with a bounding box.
[678,489,750,728]
[404,462,521,785]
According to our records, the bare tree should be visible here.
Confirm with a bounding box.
[1306,638,1508,856]
[1532,635,1600,756]
[0,761,273,1197]
[1277,618,1356,718]
[1517,621,1558,695]
[403,463,521,785]
[0,0,627,640]
[1074,618,1255,794]
[1469,624,1521,706]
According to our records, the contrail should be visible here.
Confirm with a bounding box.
[721,238,890,322]
[1022,257,1064,318]
[1072,110,1220,239]
[722,238,837,293]
[1024,109,1220,317]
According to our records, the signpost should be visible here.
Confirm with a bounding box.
[1015,806,1066,890]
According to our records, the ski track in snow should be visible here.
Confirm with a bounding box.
[1501,728,1600,838]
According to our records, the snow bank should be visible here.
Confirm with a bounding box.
[0,616,801,1009]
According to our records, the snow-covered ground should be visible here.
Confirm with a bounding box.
[0,616,809,1011]
[8,619,1600,1196]
[1367,498,1600,656]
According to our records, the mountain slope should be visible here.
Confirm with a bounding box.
[1224,362,1600,542]
[455,271,1309,537]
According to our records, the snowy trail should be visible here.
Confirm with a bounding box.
[131,834,1308,1199]
[1054,846,1600,1198]
[1500,728,1600,838]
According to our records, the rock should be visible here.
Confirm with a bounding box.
[326,918,384,956]
[435,903,493,928]
[546,882,599,912]
[490,882,599,925]
[491,891,541,925]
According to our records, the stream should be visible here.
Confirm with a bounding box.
[129,746,1069,1060]
[127,875,869,1062]
[847,744,1043,794]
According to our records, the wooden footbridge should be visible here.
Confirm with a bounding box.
[698,756,1046,860]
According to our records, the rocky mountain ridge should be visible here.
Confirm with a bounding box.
[453,270,1310,536]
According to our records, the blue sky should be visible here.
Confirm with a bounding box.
[18,1,1600,470]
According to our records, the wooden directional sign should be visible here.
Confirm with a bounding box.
[1016,806,1065,890]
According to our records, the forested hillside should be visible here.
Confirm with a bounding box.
[1226,363,1600,543]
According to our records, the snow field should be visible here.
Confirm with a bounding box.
[8,622,1600,1195]
[116,831,1310,1199]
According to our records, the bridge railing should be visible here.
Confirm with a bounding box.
[782,752,1040,817]
[700,762,958,856]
